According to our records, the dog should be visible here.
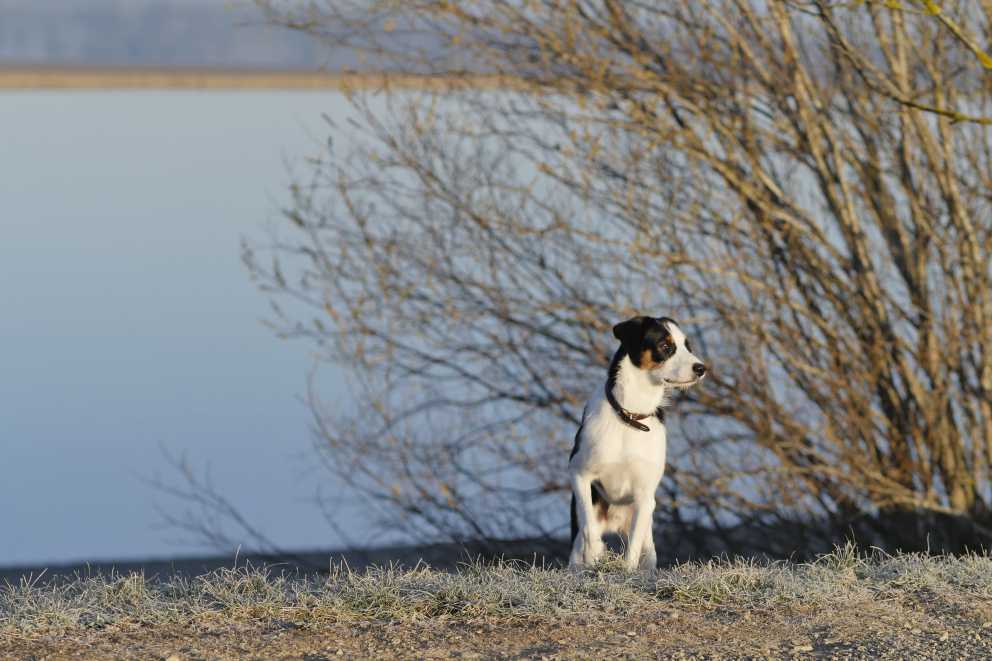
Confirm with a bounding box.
[568,315,706,572]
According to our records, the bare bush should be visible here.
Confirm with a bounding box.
[246,0,992,555]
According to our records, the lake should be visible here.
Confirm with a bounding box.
[0,90,383,566]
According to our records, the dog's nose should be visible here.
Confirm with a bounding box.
[692,363,707,377]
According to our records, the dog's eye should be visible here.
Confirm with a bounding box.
[659,341,674,355]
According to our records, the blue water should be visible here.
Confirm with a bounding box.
[0,91,373,566]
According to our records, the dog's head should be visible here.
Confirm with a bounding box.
[613,315,706,388]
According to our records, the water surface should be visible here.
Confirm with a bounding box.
[0,90,372,566]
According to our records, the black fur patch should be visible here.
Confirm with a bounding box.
[606,346,626,400]
[570,480,609,544]
[612,316,679,369]
[569,423,583,461]
[570,493,578,544]
[569,421,585,544]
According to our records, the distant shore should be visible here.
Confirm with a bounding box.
[0,66,509,90]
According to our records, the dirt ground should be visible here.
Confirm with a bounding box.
[7,595,992,660]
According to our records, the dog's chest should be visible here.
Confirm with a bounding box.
[574,400,668,497]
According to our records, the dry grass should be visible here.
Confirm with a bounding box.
[0,67,514,90]
[3,545,992,641]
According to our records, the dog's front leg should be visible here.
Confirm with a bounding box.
[624,492,656,573]
[569,473,604,569]
[638,517,658,575]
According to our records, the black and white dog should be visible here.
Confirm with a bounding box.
[569,315,706,572]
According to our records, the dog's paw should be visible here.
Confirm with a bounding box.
[568,551,594,572]
[570,537,605,570]
[568,543,588,571]
[624,550,655,574]
[639,552,658,577]
[584,538,606,566]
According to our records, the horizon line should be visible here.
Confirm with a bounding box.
[0,65,513,91]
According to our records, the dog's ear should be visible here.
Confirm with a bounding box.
[613,316,649,351]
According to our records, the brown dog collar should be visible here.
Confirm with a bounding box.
[605,383,663,432]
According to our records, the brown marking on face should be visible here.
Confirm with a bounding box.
[631,322,676,369]
[637,347,666,370]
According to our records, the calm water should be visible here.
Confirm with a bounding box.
[0,90,377,566]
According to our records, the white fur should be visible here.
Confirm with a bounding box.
[568,321,703,573]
